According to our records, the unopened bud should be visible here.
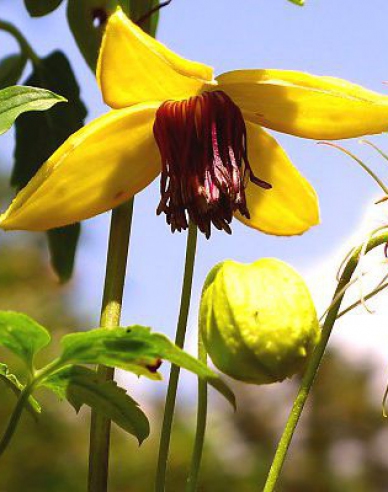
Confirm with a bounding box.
[199,258,320,385]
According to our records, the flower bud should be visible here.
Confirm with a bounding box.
[199,258,320,385]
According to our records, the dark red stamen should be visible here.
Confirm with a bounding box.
[153,90,271,238]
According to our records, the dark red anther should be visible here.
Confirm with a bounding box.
[153,91,271,238]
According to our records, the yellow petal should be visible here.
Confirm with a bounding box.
[97,8,215,109]
[0,103,161,231]
[235,121,319,235]
[217,69,388,139]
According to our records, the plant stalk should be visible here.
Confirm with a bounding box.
[186,329,208,492]
[155,222,198,492]
[263,229,388,492]
[88,199,134,492]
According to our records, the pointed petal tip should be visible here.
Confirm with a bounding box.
[97,5,213,108]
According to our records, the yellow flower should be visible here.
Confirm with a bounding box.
[2,8,388,237]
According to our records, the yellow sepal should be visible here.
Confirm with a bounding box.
[97,8,215,109]
[0,103,161,231]
[218,69,388,139]
[235,120,319,235]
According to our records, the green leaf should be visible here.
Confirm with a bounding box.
[67,0,123,71]
[130,0,160,37]
[43,365,150,443]
[287,0,304,5]
[0,85,65,136]
[0,54,28,89]
[47,224,81,283]
[0,311,51,371]
[0,362,41,418]
[59,326,236,408]
[24,0,64,16]
[13,51,87,282]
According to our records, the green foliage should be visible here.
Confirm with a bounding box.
[59,326,236,408]
[67,0,121,71]
[43,365,150,443]
[0,54,28,89]
[0,310,234,451]
[12,51,87,281]
[0,85,65,136]
[0,311,51,371]
[0,362,41,417]
[288,0,304,5]
[24,0,64,17]
[130,0,160,37]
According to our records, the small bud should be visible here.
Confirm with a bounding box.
[199,258,320,385]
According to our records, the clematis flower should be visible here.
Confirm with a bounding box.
[2,9,388,237]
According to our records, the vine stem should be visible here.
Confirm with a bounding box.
[0,385,33,456]
[263,229,388,492]
[186,329,208,491]
[88,200,134,492]
[0,19,40,65]
[0,358,63,457]
[155,222,198,492]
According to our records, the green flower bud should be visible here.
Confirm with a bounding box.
[199,258,320,385]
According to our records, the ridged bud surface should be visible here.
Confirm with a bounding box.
[200,258,320,385]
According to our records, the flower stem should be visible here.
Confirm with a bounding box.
[186,330,208,492]
[88,199,134,492]
[263,229,388,492]
[155,222,198,492]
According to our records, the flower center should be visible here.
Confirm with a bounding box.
[153,90,271,238]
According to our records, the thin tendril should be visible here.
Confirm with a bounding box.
[360,139,388,164]
[318,141,388,195]
[337,276,388,320]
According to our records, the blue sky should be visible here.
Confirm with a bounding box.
[2,0,388,391]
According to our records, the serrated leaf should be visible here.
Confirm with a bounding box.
[67,0,124,71]
[43,365,149,443]
[130,0,160,37]
[24,0,64,16]
[0,54,28,89]
[0,362,41,418]
[0,85,65,136]
[0,311,51,371]
[59,326,235,408]
[13,51,87,281]
[47,224,80,283]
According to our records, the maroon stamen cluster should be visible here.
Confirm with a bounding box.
[153,90,271,238]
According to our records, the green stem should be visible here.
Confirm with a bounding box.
[186,330,208,492]
[263,229,388,492]
[0,385,33,456]
[0,19,40,65]
[0,358,63,457]
[88,200,134,492]
[155,222,198,492]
